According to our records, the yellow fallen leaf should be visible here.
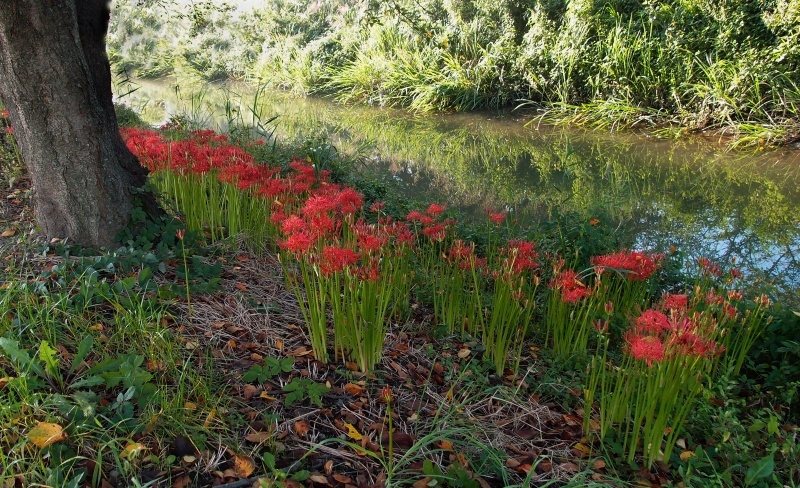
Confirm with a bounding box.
[28,422,67,448]
[234,454,255,478]
[343,422,363,441]
[573,442,592,455]
[120,442,147,458]
[259,391,277,401]
[680,450,695,462]
[203,408,216,428]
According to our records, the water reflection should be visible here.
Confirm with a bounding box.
[116,78,800,305]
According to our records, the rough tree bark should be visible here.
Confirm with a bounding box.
[0,0,161,248]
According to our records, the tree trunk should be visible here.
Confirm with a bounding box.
[0,0,161,248]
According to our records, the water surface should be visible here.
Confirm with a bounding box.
[116,78,800,305]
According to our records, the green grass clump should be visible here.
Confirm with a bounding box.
[109,0,800,143]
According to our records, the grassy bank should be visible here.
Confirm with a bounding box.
[108,0,800,145]
[2,104,800,487]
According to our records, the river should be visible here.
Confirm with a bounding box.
[115,78,800,307]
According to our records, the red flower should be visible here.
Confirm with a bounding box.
[320,246,360,276]
[488,211,506,225]
[281,215,306,236]
[358,233,388,252]
[406,210,423,222]
[302,195,337,217]
[551,269,591,303]
[422,223,446,242]
[634,310,670,334]
[625,333,664,367]
[427,203,445,217]
[370,201,386,212]
[697,257,722,277]
[660,294,689,314]
[0,109,8,118]
[592,250,662,281]
[5,126,13,135]
[279,231,314,254]
[336,188,363,215]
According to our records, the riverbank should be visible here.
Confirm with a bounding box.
[2,104,799,487]
[108,0,800,147]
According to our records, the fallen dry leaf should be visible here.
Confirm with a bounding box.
[1,229,16,237]
[28,422,67,448]
[242,384,259,399]
[234,454,255,478]
[344,383,364,396]
[172,475,192,488]
[332,474,352,484]
[680,450,695,462]
[457,348,471,359]
[119,442,147,459]
[559,462,580,473]
[343,423,363,441]
[0,377,12,391]
[592,458,606,470]
[309,474,330,485]
[245,431,272,443]
[294,420,311,437]
[413,478,432,488]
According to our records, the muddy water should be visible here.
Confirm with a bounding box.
[116,78,800,305]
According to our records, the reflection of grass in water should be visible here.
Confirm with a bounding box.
[118,79,800,251]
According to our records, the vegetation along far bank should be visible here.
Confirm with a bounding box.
[109,0,800,146]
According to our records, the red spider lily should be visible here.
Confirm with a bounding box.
[1,109,8,118]
[593,319,609,334]
[281,215,307,236]
[427,203,445,217]
[487,211,506,225]
[697,256,722,277]
[634,310,671,334]
[279,231,315,255]
[592,250,663,281]
[353,261,381,282]
[336,188,364,214]
[302,194,338,217]
[667,330,724,359]
[308,214,339,237]
[370,201,386,212]
[422,223,447,242]
[625,332,665,367]
[259,178,289,198]
[727,289,743,301]
[358,233,388,252]
[704,290,724,306]
[320,246,360,276]
[660,293,689,314]
[269,210,288,227]
[176,229,186,240]
[382,385,393,402]
[551,269,592,303]
[4,126,12,135]
[406,210,423,222]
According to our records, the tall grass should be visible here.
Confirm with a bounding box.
[109,0,800,139]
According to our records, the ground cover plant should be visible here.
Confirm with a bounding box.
[108,0,800,147]
[2,106,800,487]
